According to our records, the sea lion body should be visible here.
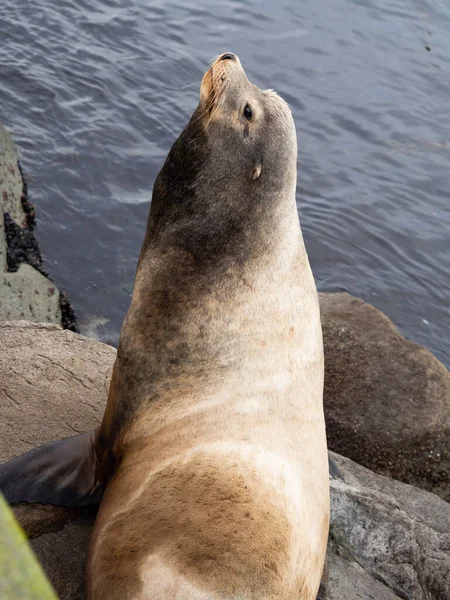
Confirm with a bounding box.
[0,53,329,599]
[88,53,329,599]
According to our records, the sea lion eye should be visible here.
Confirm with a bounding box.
[243,104,253,121]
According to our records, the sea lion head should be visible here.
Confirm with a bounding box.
[198,52,297,187]
[146,53,299,265]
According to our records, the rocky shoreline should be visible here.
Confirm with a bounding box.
[0,123,76,331]
[1,321,449,600]
[0,125,449,599]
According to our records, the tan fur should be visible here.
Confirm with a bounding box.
[87,53,329,600]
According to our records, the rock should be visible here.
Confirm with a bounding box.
[0,263,62,324]
[328,452,450,600]
[1,320,449,599]
[0,123,75,328]
[320,292,450,501]
[30,515,95,600]
[325,549,401,600]
[0,321,115,538]
[0,126,29,227]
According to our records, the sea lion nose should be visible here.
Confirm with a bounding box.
[219,52,237,61]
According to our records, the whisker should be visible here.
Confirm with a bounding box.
[192,92,217,126]
[205,78,231,126]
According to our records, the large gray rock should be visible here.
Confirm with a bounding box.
[1,321,449,599]
[0,321,114,461]
[328,452,450,600]
[325,549,401,600]
[0,321,114,538]
[321,292,450,501]
[0,124,62,325]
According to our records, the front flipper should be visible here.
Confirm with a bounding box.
[0,430,104,507]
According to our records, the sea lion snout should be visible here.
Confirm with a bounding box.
[212,51,243,76]
[200,51,246,106]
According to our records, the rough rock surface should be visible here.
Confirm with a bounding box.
[0,123,70,326]
[30,516,95,600]
[1,320,449,599]
[0,321,115,538]
[328,452,450,600]
[320,292,450,501]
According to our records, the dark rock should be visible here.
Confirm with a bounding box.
[320,292,450,501]
[4,212,42,273]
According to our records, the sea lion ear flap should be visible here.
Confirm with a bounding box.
[252,161,262,180]
[0,430,104,508]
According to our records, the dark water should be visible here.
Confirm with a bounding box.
[1,0,449,365]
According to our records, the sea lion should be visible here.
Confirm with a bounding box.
[1,53,329,599]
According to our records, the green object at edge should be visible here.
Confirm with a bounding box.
[0,493,58,599]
